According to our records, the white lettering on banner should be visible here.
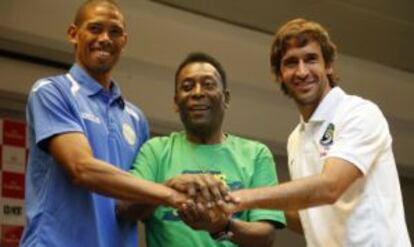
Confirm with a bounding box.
[2,145,26,173]
[0,199,25,225]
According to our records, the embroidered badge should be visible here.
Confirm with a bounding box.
[320,123,335,146]
[122,123,136,146]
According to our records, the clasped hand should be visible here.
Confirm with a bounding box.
[165,174,237,233]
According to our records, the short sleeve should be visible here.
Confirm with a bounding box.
[247,144,286,228]
[27,79,83,147]
[129,140,159,182]
[327,103,390,174]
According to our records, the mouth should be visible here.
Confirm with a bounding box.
[91,47,113,59]
[188,104,210,112]
[293,80,316,91]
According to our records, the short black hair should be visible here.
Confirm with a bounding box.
[74,0,123,26]
[175,52,227,90]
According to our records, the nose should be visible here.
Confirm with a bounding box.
[191,83,204,98]
[97,31,111,44]
[296,60,309,79]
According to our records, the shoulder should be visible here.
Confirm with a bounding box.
[142,131,183,150]
[28,74,75,106]
[124,101,148,124]
[29,74,72,97]
[227,134,273,158]
[338,94,386,124]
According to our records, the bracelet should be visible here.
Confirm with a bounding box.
[209,218,234,241]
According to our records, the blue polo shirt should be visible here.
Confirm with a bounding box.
[21,64,149,247]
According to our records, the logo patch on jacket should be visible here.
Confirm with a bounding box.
[320,123,335,146]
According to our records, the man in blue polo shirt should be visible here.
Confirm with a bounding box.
[20,1,188,246]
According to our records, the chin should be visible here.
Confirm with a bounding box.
[186,121,211,134]
[90,63,114,73]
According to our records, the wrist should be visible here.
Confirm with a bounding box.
[162,187,178,207]
[209,218,234,241]
[232,189,251,212]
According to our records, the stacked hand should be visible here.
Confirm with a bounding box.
[165,174,239,233]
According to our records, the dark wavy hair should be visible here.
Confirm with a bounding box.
[270,18,338,94]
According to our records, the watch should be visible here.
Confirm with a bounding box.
[209,218,234,241]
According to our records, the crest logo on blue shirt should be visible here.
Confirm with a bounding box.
[122,123,136,146]
[320,123,335,146]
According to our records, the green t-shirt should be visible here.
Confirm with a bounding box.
[130,131,286,247]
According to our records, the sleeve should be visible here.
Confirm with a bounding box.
[138,111,150,146]
[129,139,159,182]
[27,79,83,148]
[246,144,286,228]
[327,102,390,174]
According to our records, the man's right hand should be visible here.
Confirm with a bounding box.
[165,189,191,209]
[165,174,238,209]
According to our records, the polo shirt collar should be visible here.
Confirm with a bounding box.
[309,86,346,122]
[68,64,124,107]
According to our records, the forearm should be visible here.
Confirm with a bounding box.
[234,174,337,211]
[285,211,303,234]
[49,133,181,207]
[116,200,157,221]
[229,219,275,247]
[70,156,179,206]
[231,158,363,213]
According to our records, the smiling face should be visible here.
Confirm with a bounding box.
[280,40,333,109]
[68,3,127,78]
[175,62,229,138]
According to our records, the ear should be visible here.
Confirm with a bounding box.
[67,24,78,45]
[326,62,334,76]
[120,32,128,52]
[224,90,230,109]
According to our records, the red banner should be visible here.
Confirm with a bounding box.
[0,119,27,246]
[1,225,24,247]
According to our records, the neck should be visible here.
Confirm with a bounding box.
[88,70,112,90]
[298,104,318,122]
[77,63,112,90]
[186,129,226,144]
[298,84,333,122]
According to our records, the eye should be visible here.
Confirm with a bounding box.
[180,80,194,91]
[109,26,124,38]
[283,58,298,68]
[87,24,103,34]
[202,78,217,90]
[305,54,319,64]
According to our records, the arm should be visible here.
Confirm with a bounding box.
[165,173,236,207]
[178,204,275,247]
[49,132,186,207]
[232,157,362,211]
[116,201,158,221]
[116,172,232,221]
[285,211,303,234]
[229,219,275,247]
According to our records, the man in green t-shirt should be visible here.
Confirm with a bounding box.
[117,52,285,247]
